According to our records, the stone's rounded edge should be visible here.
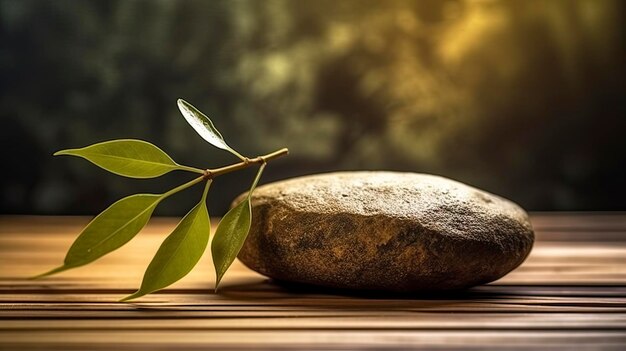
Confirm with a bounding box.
[237,200,534,292]
[233,171,535,292]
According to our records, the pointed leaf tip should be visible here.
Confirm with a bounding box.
[119,293,140,303]
[30,265,69,280]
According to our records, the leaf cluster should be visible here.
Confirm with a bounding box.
[34,99,287,301]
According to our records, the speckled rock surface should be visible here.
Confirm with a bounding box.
[235,172,534,292]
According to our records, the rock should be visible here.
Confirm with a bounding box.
[235,172,534,292]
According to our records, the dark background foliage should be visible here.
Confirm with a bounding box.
[1,0,624,216]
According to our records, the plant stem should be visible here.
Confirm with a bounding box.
[160,148,288,198]
[162,175,206,198]
[247,162,267,200]
[228,148,247,162]
[257,148,290,162]
[203,148,289,179]
[201,179,212,201]
[178,165,206,175]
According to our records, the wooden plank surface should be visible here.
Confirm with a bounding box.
[0,214,625,350]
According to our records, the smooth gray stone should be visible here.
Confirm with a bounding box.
[235,171,534,292]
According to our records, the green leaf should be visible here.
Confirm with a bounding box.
[121,181,211,302]
[177,99,245,160]
[54,139,202,178]
[34,194,162,278]
[212,163,266,289]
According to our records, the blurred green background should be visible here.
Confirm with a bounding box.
[1,0,624,216]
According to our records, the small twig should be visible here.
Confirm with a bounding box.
[203,148,288,180]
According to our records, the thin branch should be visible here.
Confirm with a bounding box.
[203,148,289,179]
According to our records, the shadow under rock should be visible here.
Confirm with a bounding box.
[216,277,510,301]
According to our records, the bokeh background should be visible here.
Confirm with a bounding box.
[1,0,624,216]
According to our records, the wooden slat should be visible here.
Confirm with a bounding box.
[2,313,626,330]
[1,330,625,350]
[0,214,625,350]
[530,212,626,231]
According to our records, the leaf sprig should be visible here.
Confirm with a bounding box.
[33,99,288,301]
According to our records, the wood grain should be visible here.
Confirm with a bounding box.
[0,214,625,350]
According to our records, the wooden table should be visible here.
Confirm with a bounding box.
[1,214,625,350]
